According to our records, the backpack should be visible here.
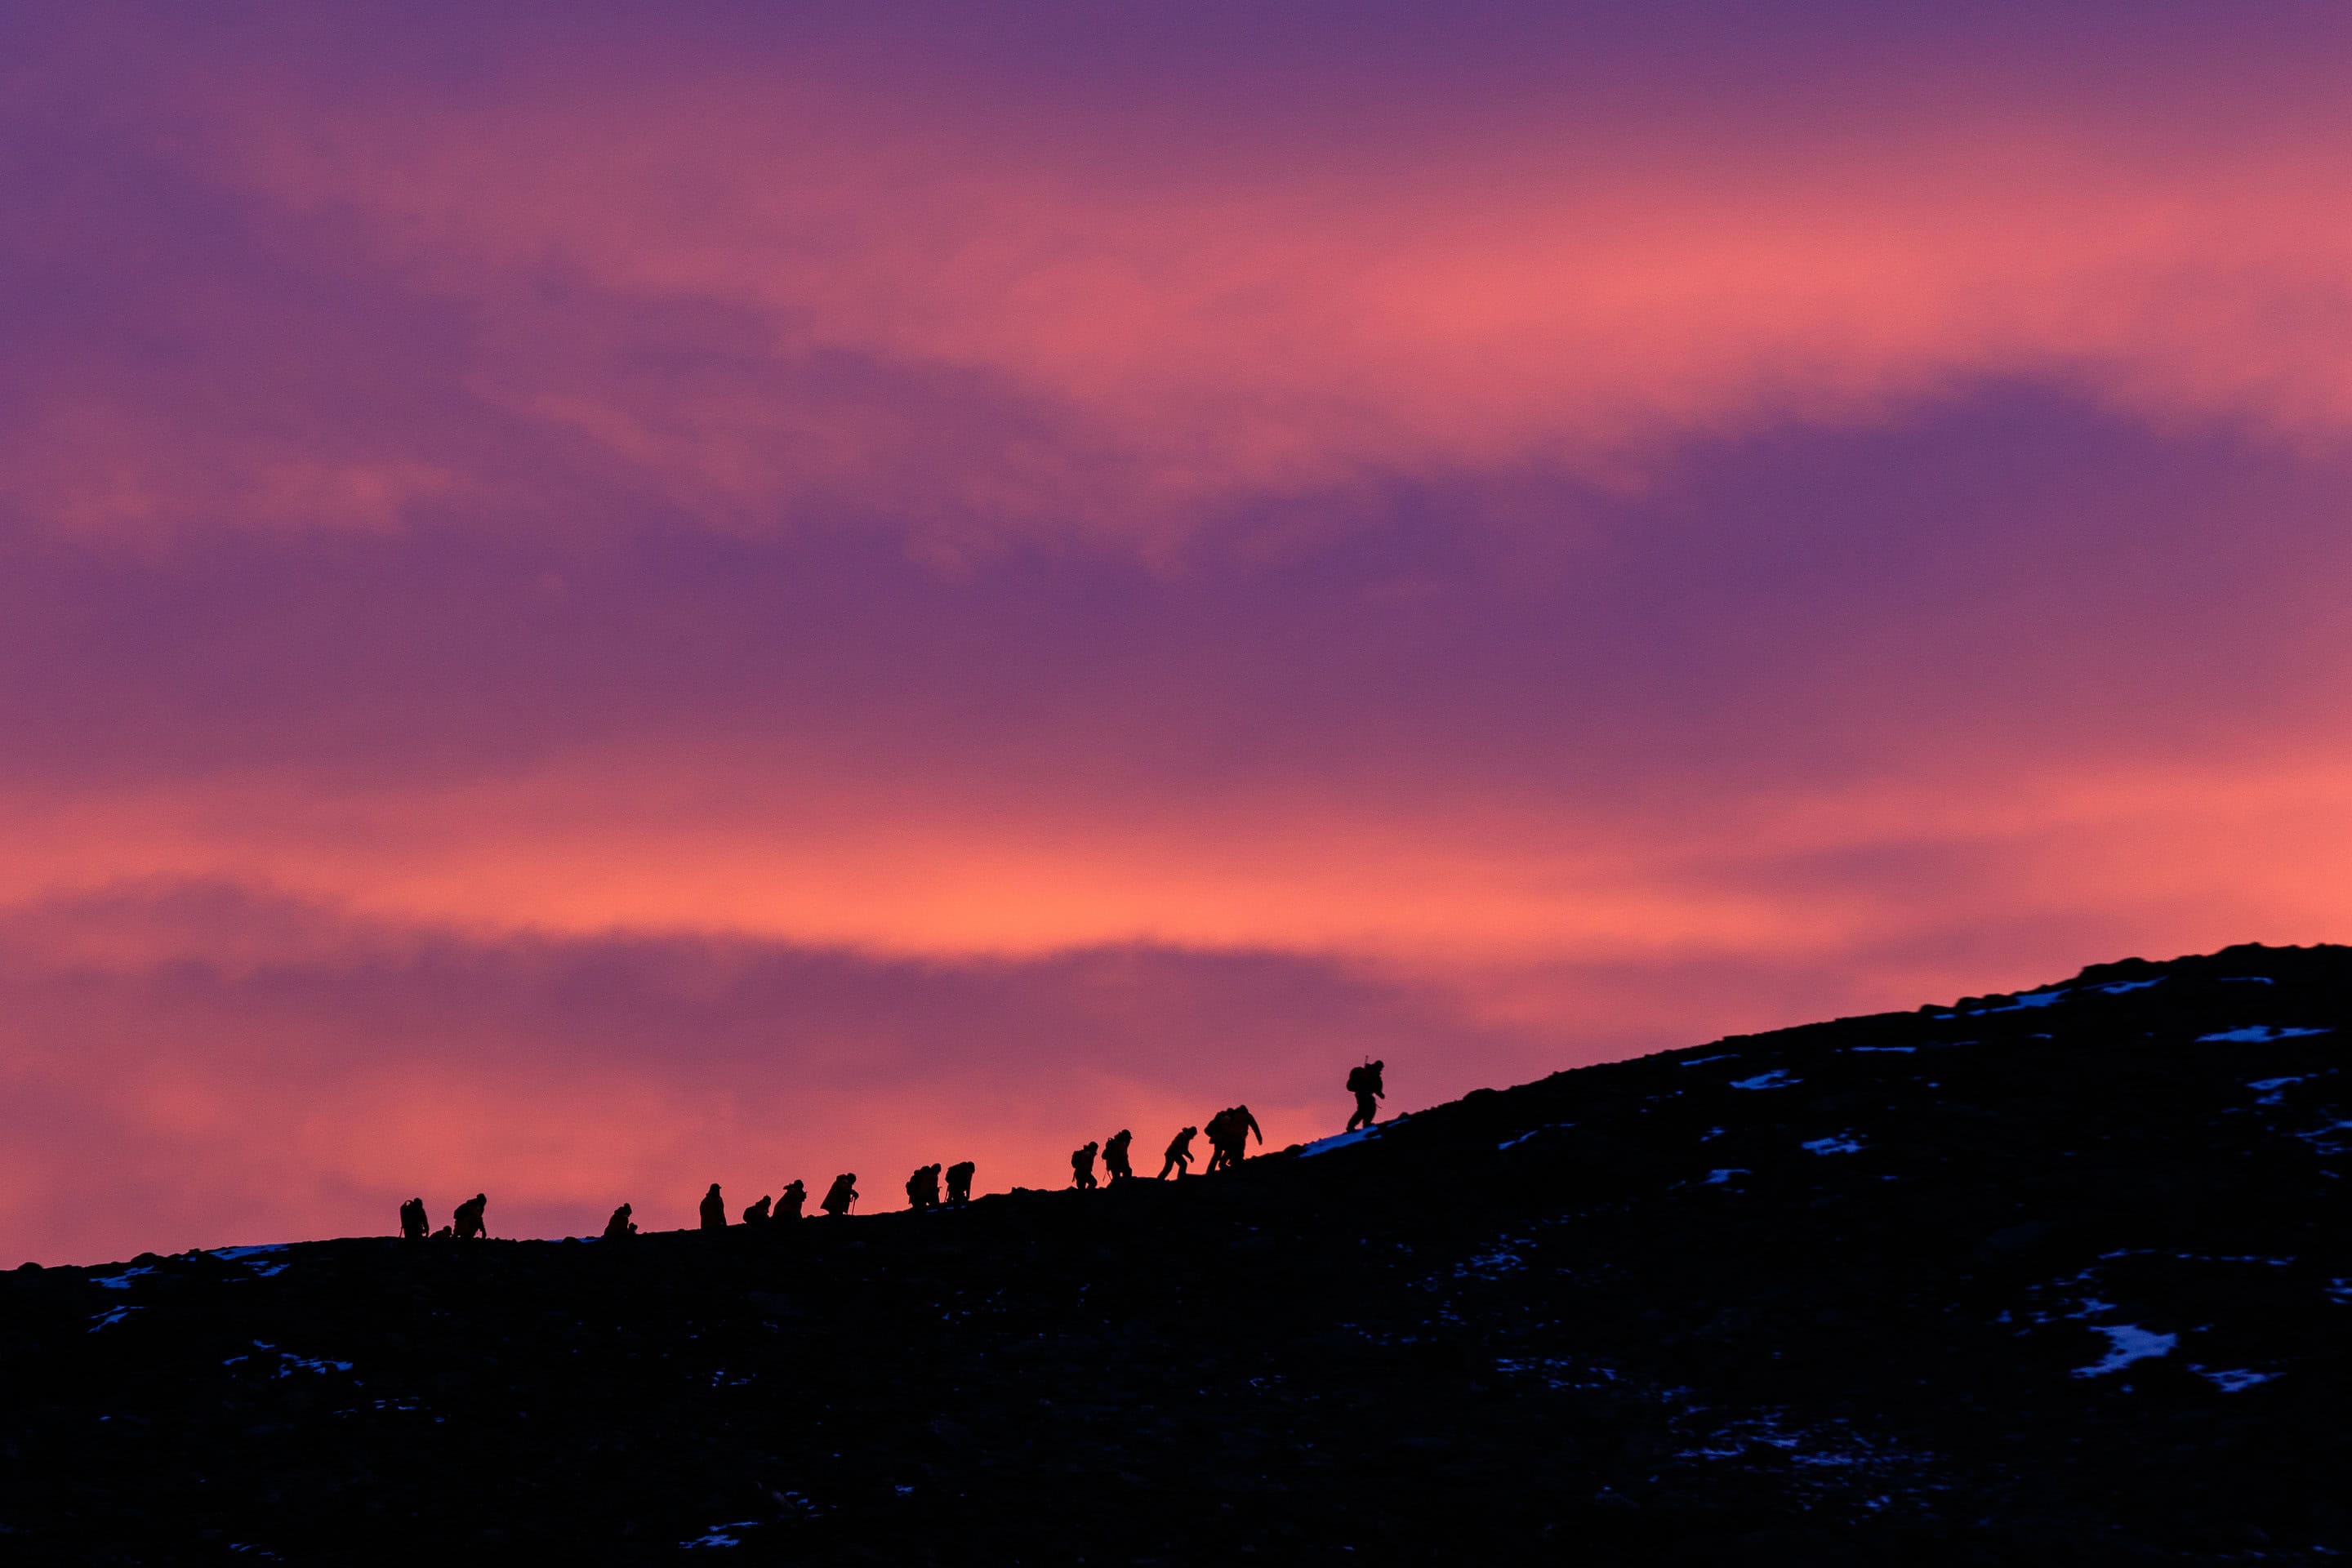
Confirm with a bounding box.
[1346,1064,1367,1094]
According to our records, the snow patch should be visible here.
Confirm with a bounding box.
[206,1245,291,1279]
[1701,1168,1748,1185]
[88,1306,141,1333]
[1299,1125,1383,1157]
[2074,1324,2177,1378]
[1454,1249,1527,1279]
[1679,1054,1736,1067]
[681,1522,760,1549]
[2294,1119,2352,1152]
[1982,987,2072,1012]
[1728,1070,1795,1090]
[2198,1025,2332,1044]
[90,1266,155,1290]
[1849,1045,1916,1054]
[2198,1367,2276,1392]
[275,1353,354,1379]
[1802,1135,1864,1155]
[2222,976,2276,985]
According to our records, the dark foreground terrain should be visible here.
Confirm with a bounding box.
[7,944,2352,1564]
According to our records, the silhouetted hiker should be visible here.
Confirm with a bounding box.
[1071,1141,1100,1190]
[700,1183,727,1232]
[1206,1105,1263,1173]
[945,1160,975,1207]
[1102,1129,1134,1184]
[1204,1108,1234,1173]
[1159,1125,1198,1179]
[1346,1058,1386,1133]
[603,1202,636,1240]
[742,1195,773,1226]
[452,1192,488,1241]
[821,1173,858,1217]
[399,1196,428,1243]
[776,1179,806,1221]
[905,1164,941,1210]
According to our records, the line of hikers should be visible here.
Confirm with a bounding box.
[398,1061,1383,1242]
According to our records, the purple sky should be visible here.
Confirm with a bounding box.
[7,3,2352,1262]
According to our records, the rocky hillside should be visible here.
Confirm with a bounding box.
[5,943,2350,1563]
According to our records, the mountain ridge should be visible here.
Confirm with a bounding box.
[5,942,2348,1562]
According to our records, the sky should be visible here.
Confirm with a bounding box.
[8,2,2352,1263]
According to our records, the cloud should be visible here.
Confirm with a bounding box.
[10,7,2352,550]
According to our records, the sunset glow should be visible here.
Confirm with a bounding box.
[8,2,2352,1263]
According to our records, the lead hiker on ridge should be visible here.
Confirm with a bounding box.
[1346,1058,1385,1133]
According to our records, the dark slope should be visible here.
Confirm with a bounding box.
[7,943,2351,1565]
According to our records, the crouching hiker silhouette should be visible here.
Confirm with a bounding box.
[399,1196,428,1243]
[945,1160,975,1207]
[1205,1105,1263,1173]
[1102,1129,1134,1184]
[1204,1108,1234,1173]
[1158,1125,1198,1179]
[1345,1058,1385,1133]
[905,1164,942,1211]
[1071,1141,1099,1190]
[452,1193,488,1240]
[700,1183,728,1232]
[603,1203,636,1240]
[821,1173,858,1217]
[742,1194,773,1226]
[775,1179,806,1221]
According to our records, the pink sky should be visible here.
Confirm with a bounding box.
[7,3,2352,1262]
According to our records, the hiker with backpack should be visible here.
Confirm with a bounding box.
[1346,1059,1385,1133]
[1158,1125,1198,1179]
[1102,1129,1134,1184]
[821,1173,858,1217]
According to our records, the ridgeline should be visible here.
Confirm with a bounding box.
[5,944,2350,1563]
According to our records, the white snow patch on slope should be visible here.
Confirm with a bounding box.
[2198,1026,2332,1044]
[1984,988,2071,1011]
[90,1266,154,1290]
[682,1521,760,1549]
[1300,1124,1384,1157]
[2295,1119,2352,1152]
[2074,1325,2177,1378]
[88,1306,141,1333]
[1728,1070,1794,1090]
[2198,1367,2276,1392]
[1849,1045,1915,1054]
[1802,1135,1864,1155]
[206,1245,292,1278]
